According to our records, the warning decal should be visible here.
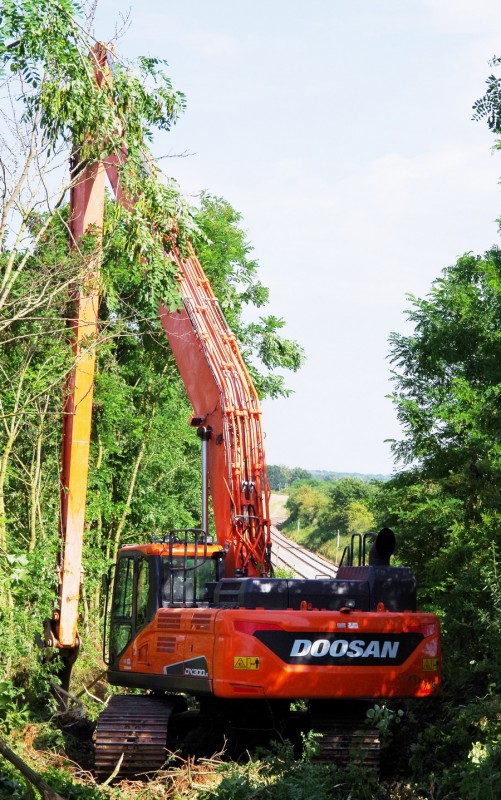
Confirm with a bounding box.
[233,656,260,670]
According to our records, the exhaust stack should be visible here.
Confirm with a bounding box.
[197,426,212,536]
[368,527,396,566]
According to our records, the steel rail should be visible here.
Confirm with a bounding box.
[270,526,338,579]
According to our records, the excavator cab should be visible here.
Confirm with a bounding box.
[103,531,225,670]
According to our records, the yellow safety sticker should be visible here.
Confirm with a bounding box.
[423,658,439,672]
[234,656,260,670]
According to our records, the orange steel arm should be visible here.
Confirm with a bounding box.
[159,247,272,578]
[97,50,273,577]
[56,159,105,650]
[104,147,273,576]
[55,44,272,656]
[54,45,109,652]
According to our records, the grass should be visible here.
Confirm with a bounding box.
[0,718,436,800]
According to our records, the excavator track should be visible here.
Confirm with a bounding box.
[95,695,175,779]
[309,716,380,769]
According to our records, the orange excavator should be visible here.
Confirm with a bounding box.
[43,45,441,777]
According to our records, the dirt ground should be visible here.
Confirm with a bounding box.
[269,493,289,526]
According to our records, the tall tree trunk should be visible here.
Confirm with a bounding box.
[0,424,21,553]
[110,406,157,566]
[28,396,49,553]
[0,360,30,611]
[91,434,104,615]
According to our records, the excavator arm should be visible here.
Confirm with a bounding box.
[159,246,272,578]
[48,45,272,684]
[45,159,107,662]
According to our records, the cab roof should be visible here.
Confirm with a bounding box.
[119,542,224,558]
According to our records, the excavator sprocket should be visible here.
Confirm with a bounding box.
[95,695,175,779]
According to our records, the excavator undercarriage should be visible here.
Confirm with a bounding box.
[94,695,381,778]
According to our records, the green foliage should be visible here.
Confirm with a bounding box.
[0,775,27,800]
[376,241,501,797]
[0,549,61,677]
[387,250,501,494]
[193,195,305,398]
[401,693,501,800]
[383,250,501,657]
[366,703,404,739]
[286,480,329,526]
[0,680,28,733]
[0,1,185,155]
[323,478,378,536]
[472,54,501,134]
[0,0,199,341]
[198,741,383,800]
[344,500,375,536]
[273,566,295,578]
[267,464,311,491]
[283,476,380,562]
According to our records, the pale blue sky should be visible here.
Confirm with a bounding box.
[95,0,501,474]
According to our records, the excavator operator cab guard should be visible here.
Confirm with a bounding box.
[103,530,225,668]
[161,529,225,607]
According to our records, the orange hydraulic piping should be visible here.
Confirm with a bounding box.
[160,245,272,576]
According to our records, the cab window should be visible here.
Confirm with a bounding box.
[135,557,150,631]
[110,555,134,660]
[161,556,217,607]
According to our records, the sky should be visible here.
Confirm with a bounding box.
[95,0,501,475]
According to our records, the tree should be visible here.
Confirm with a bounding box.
[0,2,306,678]
[350,57,501,798]
[322,477,377,536]
[388,250,501,525]
[267,464,292,491]
[344,501,375,536]
[291,467,312,484]
[286,480,329,525]
[267,464,311,491]
[192,194,304,398]
[378,71,501,681]
[380,248,501,687]
[472,54,501,135]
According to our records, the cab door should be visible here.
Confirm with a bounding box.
[108,553,155,670]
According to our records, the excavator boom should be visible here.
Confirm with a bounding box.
[159,245,272,577]
[55,163,105,651]
[50,44,271,667]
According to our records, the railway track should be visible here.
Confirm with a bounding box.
[270,525,338,578]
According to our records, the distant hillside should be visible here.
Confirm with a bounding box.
[308,469,390,483]
[267,463,390,491]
